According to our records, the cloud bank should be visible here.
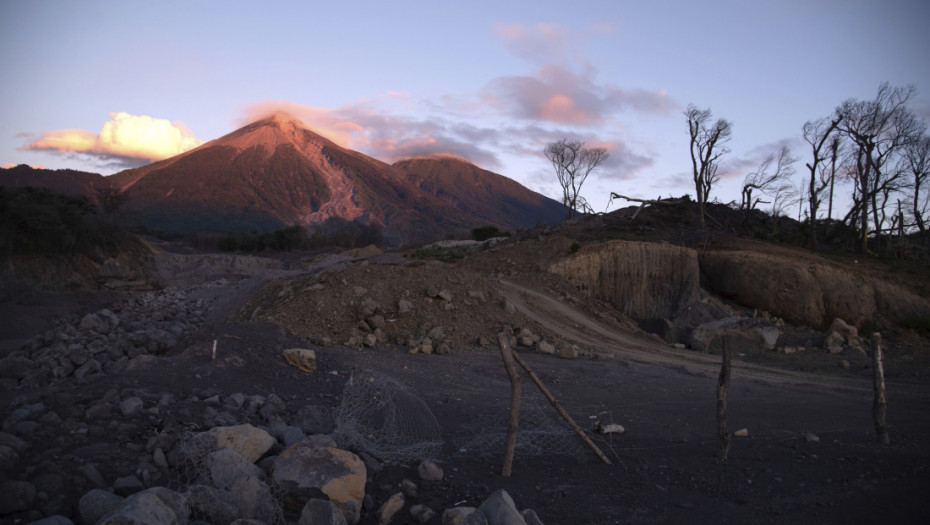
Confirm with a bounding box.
[20,112,203,164]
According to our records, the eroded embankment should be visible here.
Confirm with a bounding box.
[700,250,930,330]
[548,240,930,333]
[549,240,702,321]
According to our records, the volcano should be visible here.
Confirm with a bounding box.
[4,114,565,244]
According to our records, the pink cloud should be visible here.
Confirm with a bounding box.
[20,112,203,163]
[487,64,675,125]
[495,22,569,62]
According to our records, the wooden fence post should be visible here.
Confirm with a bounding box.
[872,333,890,445]
[716,336,731,461]
[497,332,521,476]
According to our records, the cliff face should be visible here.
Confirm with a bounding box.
[549,240,930,334]
[699,250,930,330]
[549,240,702,321]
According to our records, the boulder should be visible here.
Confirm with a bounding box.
[478,489,526,525]
[203,448,263,490]
[96,487,189,525]
[184,485,239,525]
[79,489,125,525]
[690,317,779,354]
[824,318,860,346]
[202,424,275,463]
[299,498,347,525]
[232,476,277,522]
[284,348,318,373]
[557,346,578,360]
[272,443,366,524]
[119,397,144,416]
[27,515,73,525]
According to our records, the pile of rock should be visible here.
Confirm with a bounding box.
[0,287,213,390]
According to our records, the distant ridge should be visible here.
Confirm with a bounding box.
[3,114,565,244]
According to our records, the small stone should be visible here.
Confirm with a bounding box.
[152,448,168,469]
[558,346,578,360]
[805,432,820,443]
[118,397,144,416]
[418,459,443,481]
[521,509,544,525]
[733,428,749,437]
[283,349,317,374]
[410,504,437,524]
[840,359,851,370]
[378,492,405,525]
[113,475,144,496]
[536,341,556,355]
[437,289,453,302]
[442,507,487,525]
[397,299,414,315]
[0,480,36,514]
[364,333,378,347]
[399,478,418,497]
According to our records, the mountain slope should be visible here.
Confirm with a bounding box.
[7,114,565,244]
[392,156,565,229]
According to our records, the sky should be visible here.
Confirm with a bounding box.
[2,0,928,215]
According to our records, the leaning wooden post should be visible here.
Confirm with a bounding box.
[716,336,731,461]
[871,333,890,445]
[497,332,521,476]
[509,349,612,465]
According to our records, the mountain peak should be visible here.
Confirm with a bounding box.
[265,112,307,129]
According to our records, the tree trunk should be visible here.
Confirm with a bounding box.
[872,333,890,445]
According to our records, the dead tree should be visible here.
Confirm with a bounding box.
[836,82,922,253]
[903,134,930,232]
[686,104,732,229]
[803,116,842,250]
[545,139,609,220]
[740,146,798,217]
[608,193,688,220]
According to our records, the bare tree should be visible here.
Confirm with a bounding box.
[825,134,843,221]
[835,82,922,252]
[902,134,930,232]
[803,116,842,250]
[545,139,609,219]
[740,145,798,212]
[686,105,732,228]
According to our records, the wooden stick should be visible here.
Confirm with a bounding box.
[871,333,890,445]
[716,336,731,461]
[497,333,521,476]
[509,349,612,465]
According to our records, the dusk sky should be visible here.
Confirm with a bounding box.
[2,0,928,214]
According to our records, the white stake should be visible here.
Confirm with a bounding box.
[212,340,217,362]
